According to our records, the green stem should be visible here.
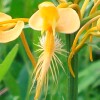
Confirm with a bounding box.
[66,33,78,100]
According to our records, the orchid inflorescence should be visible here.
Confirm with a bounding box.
[0,0,100,100]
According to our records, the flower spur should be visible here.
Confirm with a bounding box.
[68,16,100,79]
[68,0,100,78]
[29,1,80,99]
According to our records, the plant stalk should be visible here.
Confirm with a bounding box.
[66,33,78,100]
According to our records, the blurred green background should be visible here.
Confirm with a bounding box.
[0,0,100,100]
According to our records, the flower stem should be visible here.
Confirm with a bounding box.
[66,33,78,100]
[81,0,89,18]
[68,27,97,78]
[72,15,100,51]
[20,31,36,67]
[90,0,100,14]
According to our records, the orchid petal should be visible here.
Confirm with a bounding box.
[56,8,80,34]
[0,23,16,31]
[0,21,24,43]
[0,12,12,22]
[29,11,43,31]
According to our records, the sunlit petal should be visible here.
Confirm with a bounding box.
[29,11,43,31]
[0,21,24,43]
[56,8,80,34]
[0,12,12,22]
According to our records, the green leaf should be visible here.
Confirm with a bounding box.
[78,61,100,93]
[18,67,29,100]
[92,78,100,88]
[0,44,19,81]
[4,72,21,100]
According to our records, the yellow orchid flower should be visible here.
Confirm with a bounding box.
[29,1,80,100]
[0,12,36,67]
[0,12,24,43]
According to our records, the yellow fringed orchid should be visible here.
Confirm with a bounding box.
[29,1,80,100]
[0,12,24,43]
[0,12,36,68]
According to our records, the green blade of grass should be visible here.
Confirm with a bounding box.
[0,44,19,81]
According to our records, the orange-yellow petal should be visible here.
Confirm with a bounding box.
[29,2,59,31]
[29,11,43,31]
[0,12,12,22]
[56,8,80,34]
[0,21,24,43]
